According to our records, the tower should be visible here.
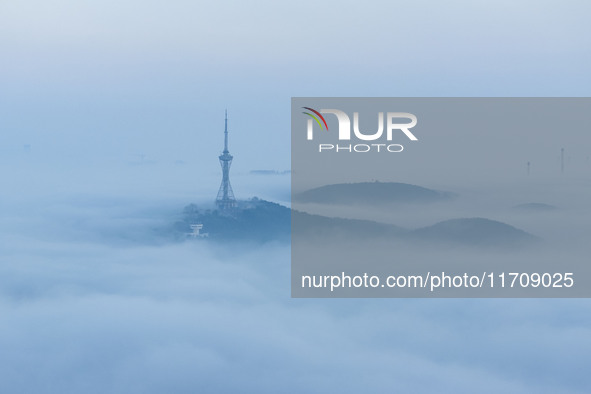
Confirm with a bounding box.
[216,110,236,210]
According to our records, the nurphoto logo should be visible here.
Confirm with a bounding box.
[302,107,418,153]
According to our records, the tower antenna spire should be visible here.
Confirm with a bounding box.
[224,109,229,153]
[216,110,236,210]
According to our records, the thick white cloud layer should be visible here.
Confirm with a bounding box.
[0,183,590,393]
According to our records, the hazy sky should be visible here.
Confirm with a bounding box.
[1,0,590,176]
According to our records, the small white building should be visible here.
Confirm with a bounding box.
[187,224,209,238]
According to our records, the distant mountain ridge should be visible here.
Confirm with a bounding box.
[410,218,539,247]
[294,182,454,205]
[513,203,558,212]
[293,212,538,248]
[174,198,537,247]
[292,211,406,239]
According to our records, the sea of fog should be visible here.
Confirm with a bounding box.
[0,152,590,393]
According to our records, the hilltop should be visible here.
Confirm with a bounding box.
[294,182,454,205]
[175,198,290,243]
[409,218,539,248]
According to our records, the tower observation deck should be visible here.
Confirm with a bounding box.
[215,111,236,210]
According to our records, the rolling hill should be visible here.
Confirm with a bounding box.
[294,182,454,205]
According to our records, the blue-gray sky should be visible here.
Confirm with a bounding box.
[1,1,591,393]
[1,0,590,176]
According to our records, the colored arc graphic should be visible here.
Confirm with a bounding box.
[302,107,329,130]
[302,111,323,130]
